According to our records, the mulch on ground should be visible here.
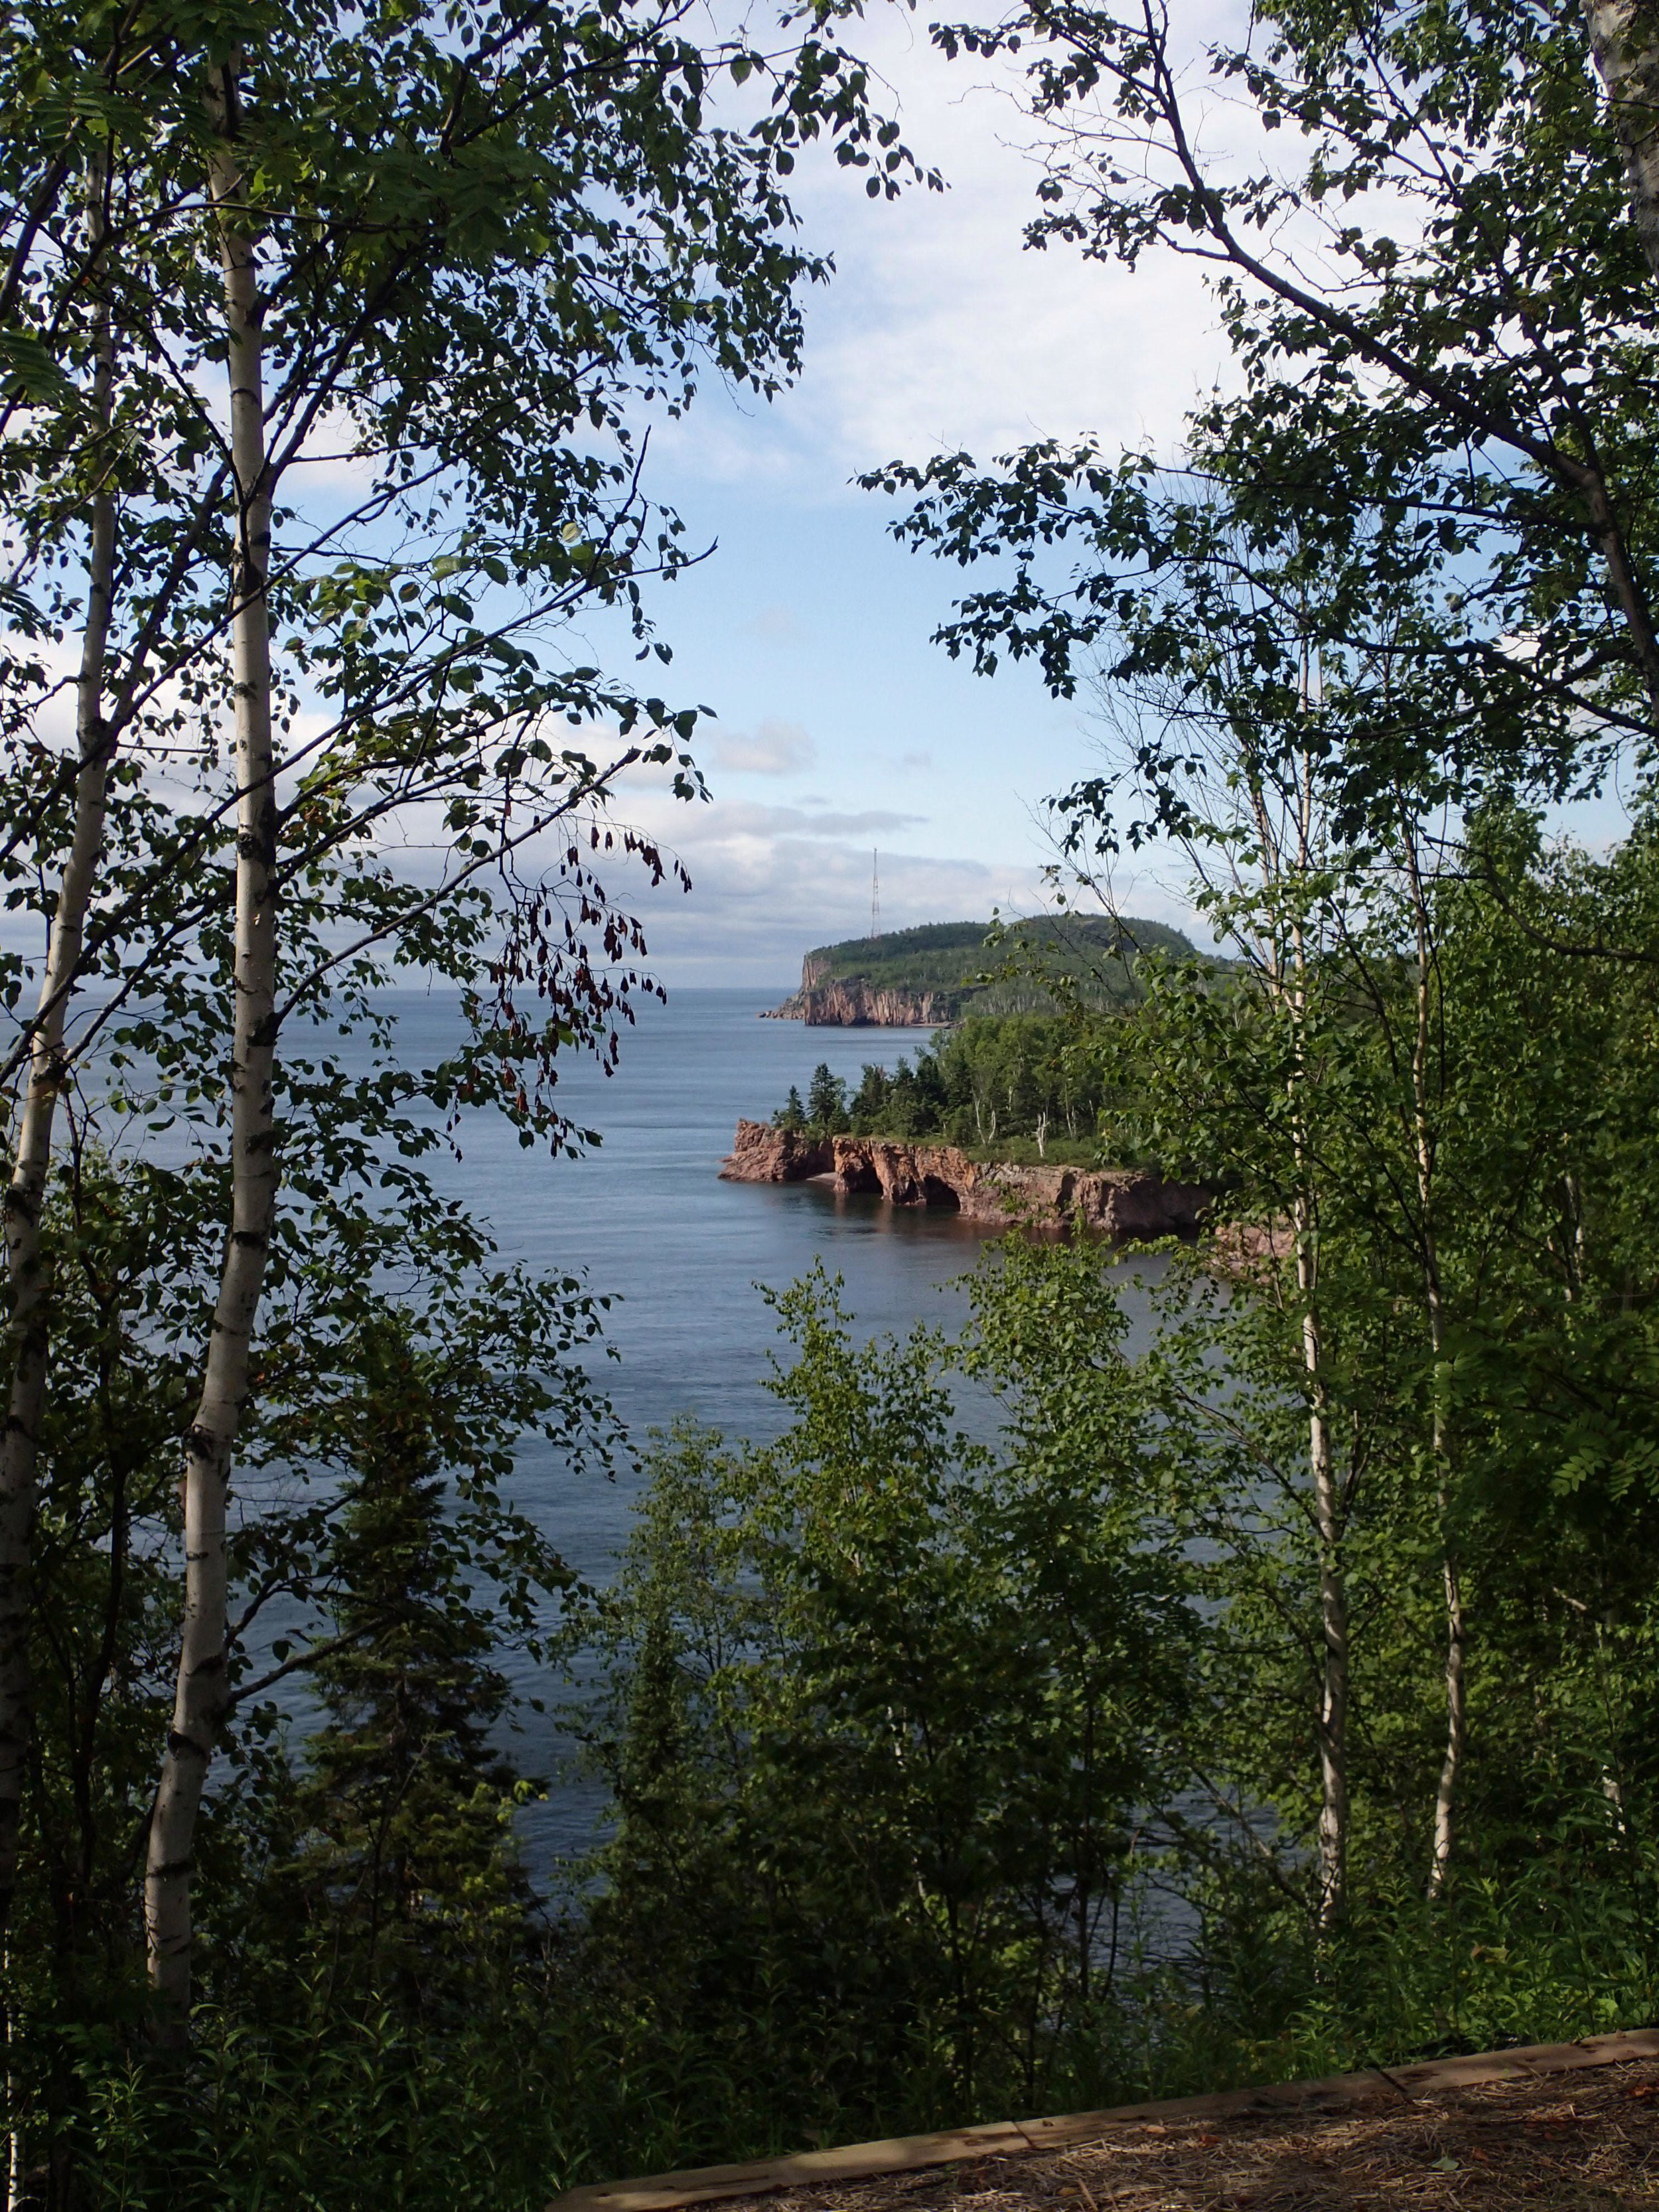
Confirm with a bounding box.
[749,2058,1659,2212]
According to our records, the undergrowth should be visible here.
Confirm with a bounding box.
[21,1857,1653,2211]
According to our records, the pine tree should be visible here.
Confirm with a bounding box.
[806,1064,847,1135]
[292,1322,528,2005]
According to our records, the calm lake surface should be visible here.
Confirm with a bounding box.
[312,987,1165,1862]
[405,984,997,1574]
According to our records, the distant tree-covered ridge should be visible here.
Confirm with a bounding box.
[767,915,1198,1023]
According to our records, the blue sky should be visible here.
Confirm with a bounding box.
[5,3,1242,1000]
[21,3,1625,1003]
[591,2,1243,986]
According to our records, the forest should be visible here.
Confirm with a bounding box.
[5,2,1659,2207]
[772,1017,1118,1161]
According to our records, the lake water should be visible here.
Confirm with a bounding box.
[371,987,993,1858]
[384,986,1007,1562]
[293,987,1166,1864]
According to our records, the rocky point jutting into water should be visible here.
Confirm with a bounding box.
[763,958,952,1027]
[719,1120,1208,1237]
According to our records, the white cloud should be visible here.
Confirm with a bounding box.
[649,0,1259,489]
[287,404,380,492]
[613,4,1262,974]
[711,717,816,776]
[677,800,924,842]
[630,838,1211,986]
[634,839,1054,984]
[540,773,1200,983]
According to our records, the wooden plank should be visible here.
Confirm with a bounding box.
[1015,2069,1403,2150]
[551,2125,1041,2212]
[548,2025,1659,2212]
[1385,2030,1659,2097]
[1577,2028,1659,2064]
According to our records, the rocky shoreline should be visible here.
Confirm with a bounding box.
[719,1120,1208,1238]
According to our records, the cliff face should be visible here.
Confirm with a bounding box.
[719,1122,835,1181]
[719,1120,1208,1238]
[761,960,952,1027]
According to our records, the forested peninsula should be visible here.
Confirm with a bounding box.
[763,915,1196,1024]
[727,1004,1219,1229]
[761,1013,1141,1167]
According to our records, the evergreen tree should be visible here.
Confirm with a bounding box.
[848,1063,891,1130]
[806,1064,848,1135]
[290,1322,530,2006]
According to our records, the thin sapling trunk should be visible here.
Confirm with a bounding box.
[144,70,279,2033]
[1401,831,1465,1897]
[1274,737,1350,1936]
[1293,1177,1348,1937]
[0,151,118,1940]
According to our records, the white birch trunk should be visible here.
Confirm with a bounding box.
[144,72,279,2033]
[1585,0,1659,281]
[1282,739,1348,1937]
[1402,845,1465,1897]
[1296,1201,1348,1935]
[1429,1546,1466,1890]
[0,154,117,1935]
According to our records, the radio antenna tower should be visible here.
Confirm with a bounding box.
[871,848,881,941]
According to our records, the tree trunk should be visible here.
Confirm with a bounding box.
[0,152,117,1942]
[1400,827,1465,1899]
[1585,1,1659,281]
[1429,1552,1467,1890]
[144,71,279,2037]
[1282,753,1348,1939]
[1297,1213,1348,1936]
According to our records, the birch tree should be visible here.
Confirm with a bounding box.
[141,61,281,2029]
[0,143,116,1956]
[1585,0,1659,277]
[0,0,926,2035]
[867,451,1526,1923]
[1340,812,1469,1895]
[883,0,1659,798]
[865,0,1659,1910]
[1010,532,1381,1933]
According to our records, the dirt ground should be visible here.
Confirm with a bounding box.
[744,2058,1659,2212]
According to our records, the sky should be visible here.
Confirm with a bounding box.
[13,3,1629,1006]
[0,0,1250,1005]
[583,1,1246,988]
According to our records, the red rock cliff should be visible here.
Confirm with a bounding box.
[719,1121,1207,1238]
[760,975,951,1027]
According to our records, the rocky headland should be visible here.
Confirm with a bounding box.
[761,916,1202,1025]
[761,958,951,1028]
[719,1120,1208,1238]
